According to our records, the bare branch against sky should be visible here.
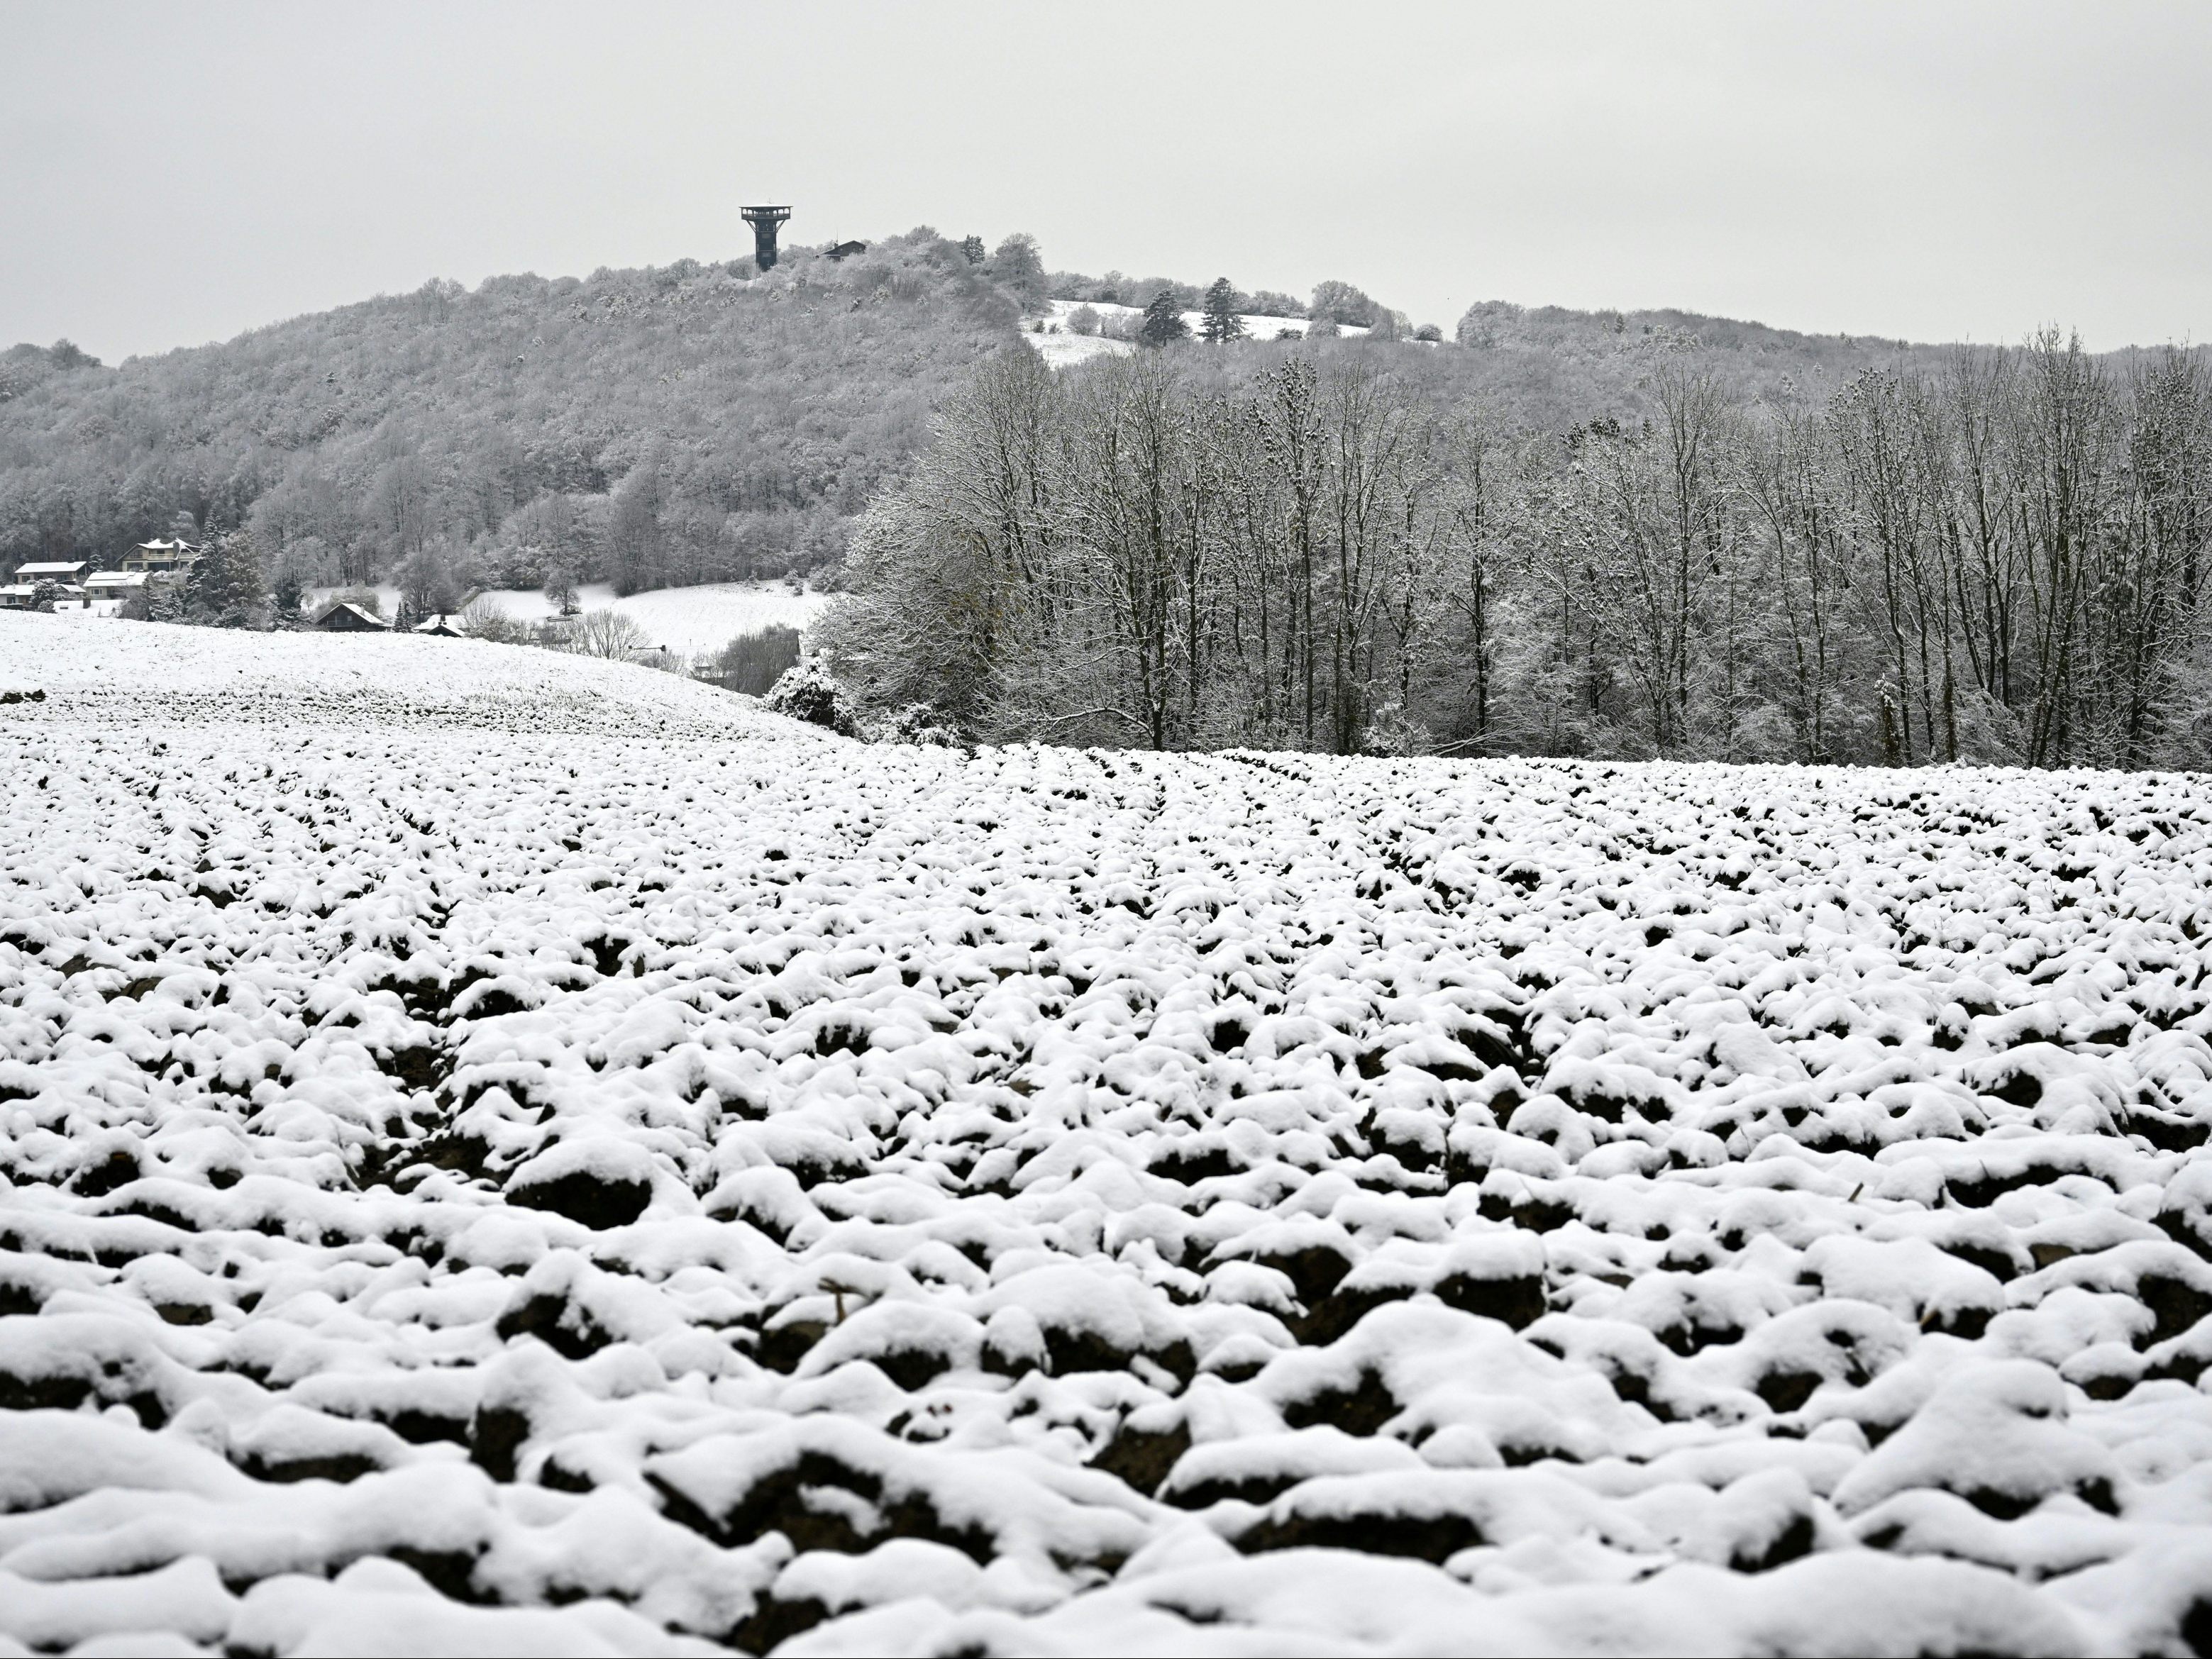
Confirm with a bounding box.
[3,0,2207,361]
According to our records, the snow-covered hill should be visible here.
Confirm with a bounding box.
[1,611,800,738]
[6,613,2212,1654]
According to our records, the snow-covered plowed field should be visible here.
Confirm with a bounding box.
[8,616,2212,1655]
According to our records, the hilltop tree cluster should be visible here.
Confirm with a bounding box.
[823,331,2212,771]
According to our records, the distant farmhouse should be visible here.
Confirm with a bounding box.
[315,601,393,632]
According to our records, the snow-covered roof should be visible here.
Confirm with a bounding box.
[134,538,198,551]
[316,601,393,629]
[82,571,147,589]
[410,614,465,635]
[14,561,88,577]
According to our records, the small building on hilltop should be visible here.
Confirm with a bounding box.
[826,240,868,262]
[315,601,393,632]
[411,614,467,638]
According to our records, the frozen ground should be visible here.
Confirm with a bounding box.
[7,611,2212,1655]
[305,582,830,658]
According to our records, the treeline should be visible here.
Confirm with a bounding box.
[0,231,1020,596]
[822,331,2212,771]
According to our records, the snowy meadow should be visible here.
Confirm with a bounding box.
[6,611,2212,1655]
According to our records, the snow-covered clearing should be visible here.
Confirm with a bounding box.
[470,584,830,657]
[306,582,830,658]
[7,609,2212,1655]
[1024,300,1361,369]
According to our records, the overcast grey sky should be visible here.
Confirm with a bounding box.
[4,0,2207,363]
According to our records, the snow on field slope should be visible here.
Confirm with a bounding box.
[468,583,831,656]
[0,612,800,739]
[305,582,831,658]
[8,613,2212,1654]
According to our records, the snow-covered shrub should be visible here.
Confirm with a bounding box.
[866,701,961,747]
[457,597,532,644]
[763,655,858,734]
[1359,701,1432,756]
[1068,304,1100,337]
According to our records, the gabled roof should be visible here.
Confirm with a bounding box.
[316,601,393,630]
[83,571,147,589]
[411,614,467,636]
[15,561,89,576]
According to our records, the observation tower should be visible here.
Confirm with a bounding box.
[741,205,792,272]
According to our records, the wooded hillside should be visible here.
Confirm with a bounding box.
[0,231,1019,596]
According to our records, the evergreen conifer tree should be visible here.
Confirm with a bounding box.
[1139,290,1190,348]
[272,564,304,627]
[182,540,219,620]
[1200,278,1246,344]
[185,530,267,627]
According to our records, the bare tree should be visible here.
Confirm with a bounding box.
[569,609,650,658]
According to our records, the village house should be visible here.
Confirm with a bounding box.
[14,560,89,584]
[3,561,90,611]
[121,539,198,577]
[315,601,394,632]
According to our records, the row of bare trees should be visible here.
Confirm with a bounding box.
[822,331,2212,770]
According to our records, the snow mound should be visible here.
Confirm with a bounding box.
[6,621,2212,1653]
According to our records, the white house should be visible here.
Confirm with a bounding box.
[121,540,199,576]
